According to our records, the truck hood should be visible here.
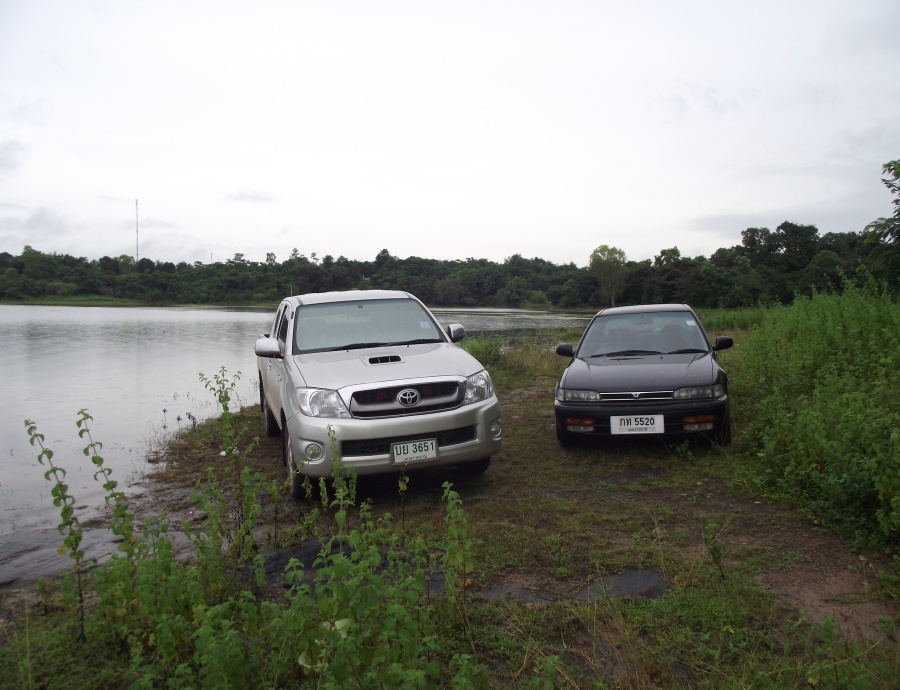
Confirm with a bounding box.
[560,353,717,392]
[288,342,485,389]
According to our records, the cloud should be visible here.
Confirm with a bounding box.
[0,140,26,174]
[136,217,179,230]
[226,191,278,203]
[136,232,214,264]
[6,100,50,127]
[0,206,74,254]
[0,206,69,236]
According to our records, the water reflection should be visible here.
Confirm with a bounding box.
[0,304,590,535]
[0,305,273,536]
[432,307,589,343]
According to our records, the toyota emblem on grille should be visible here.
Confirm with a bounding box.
[397,388,420,407]
[632,392,640,399]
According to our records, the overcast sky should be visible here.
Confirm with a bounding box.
[1,0,898,268]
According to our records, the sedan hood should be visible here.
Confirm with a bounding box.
[288,343,484,389]
[560,353,717,392]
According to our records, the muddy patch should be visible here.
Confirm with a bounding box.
[574,567,666,602]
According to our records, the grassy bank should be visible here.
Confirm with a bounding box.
[0,295,145,307]
[0,296,275,308]
[2,298,898,688]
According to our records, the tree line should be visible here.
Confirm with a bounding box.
[2,161,897,309]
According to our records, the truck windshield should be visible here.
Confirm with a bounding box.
[293,299,444,354]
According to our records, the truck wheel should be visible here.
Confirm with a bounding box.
[458,457,491,475]
[260,376,279,438]
[282,423,305,499]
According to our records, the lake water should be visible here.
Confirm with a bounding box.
[0,304,590,536]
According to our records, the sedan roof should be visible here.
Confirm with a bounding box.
[594,303,694,317]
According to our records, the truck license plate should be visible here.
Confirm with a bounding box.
[392,439,438,464]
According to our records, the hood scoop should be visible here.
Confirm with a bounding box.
[366,354,403,365]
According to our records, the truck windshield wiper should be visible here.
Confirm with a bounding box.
[323,337,442,351]
[590,349,661,357]
[329,342,389,351]
[393,338,442,345]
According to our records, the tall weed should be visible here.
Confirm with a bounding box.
[462,336,568,389]
[732,281,899,551]
[460,335,504,371]
[697,306,768,331]
[16,368,481,688]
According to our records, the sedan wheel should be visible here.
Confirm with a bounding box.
[556,424,580,449]
[713,414,732,447]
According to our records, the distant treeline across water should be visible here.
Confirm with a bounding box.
[2,218,897,309]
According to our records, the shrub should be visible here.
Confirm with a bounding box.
[732,281,899,550]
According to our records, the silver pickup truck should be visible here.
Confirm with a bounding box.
[255,289,502,497]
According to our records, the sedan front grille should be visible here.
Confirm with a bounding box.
[599,391,673,402]
[341,425,477,457]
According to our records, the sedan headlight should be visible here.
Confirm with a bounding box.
[463,370,494,404]
[558,389,601,402]
[674,383,725,400]
[296,388,351,418]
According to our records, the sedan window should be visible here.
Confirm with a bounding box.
[578,312,708,357]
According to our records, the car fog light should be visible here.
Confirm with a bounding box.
[304,443,324,461]
[490,418,502,440]
[683,415,715,423]
[684,422,715,431]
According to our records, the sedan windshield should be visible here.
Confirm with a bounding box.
[293,299,444,353]
[578,311,709,357]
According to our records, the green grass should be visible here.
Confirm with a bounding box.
[731,283,900,553]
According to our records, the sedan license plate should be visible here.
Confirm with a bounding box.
[392,439,438,464]
[610,415,664,434]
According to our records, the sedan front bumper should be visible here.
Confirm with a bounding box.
[554,396,729,439]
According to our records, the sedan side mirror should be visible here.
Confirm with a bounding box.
[713,335,734,351]
[556,343,575,357]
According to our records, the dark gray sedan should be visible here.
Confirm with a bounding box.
[554,304,733,447]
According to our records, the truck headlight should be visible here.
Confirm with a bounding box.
[296,388,351,418]
[463,370,494,404]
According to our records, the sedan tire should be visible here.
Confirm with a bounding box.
[713,414,732,447]
[556,424,580,450]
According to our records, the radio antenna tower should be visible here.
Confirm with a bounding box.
[135,199,139,262]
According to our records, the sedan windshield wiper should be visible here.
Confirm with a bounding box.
[666,348,708,354]
[589,349,661,357]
